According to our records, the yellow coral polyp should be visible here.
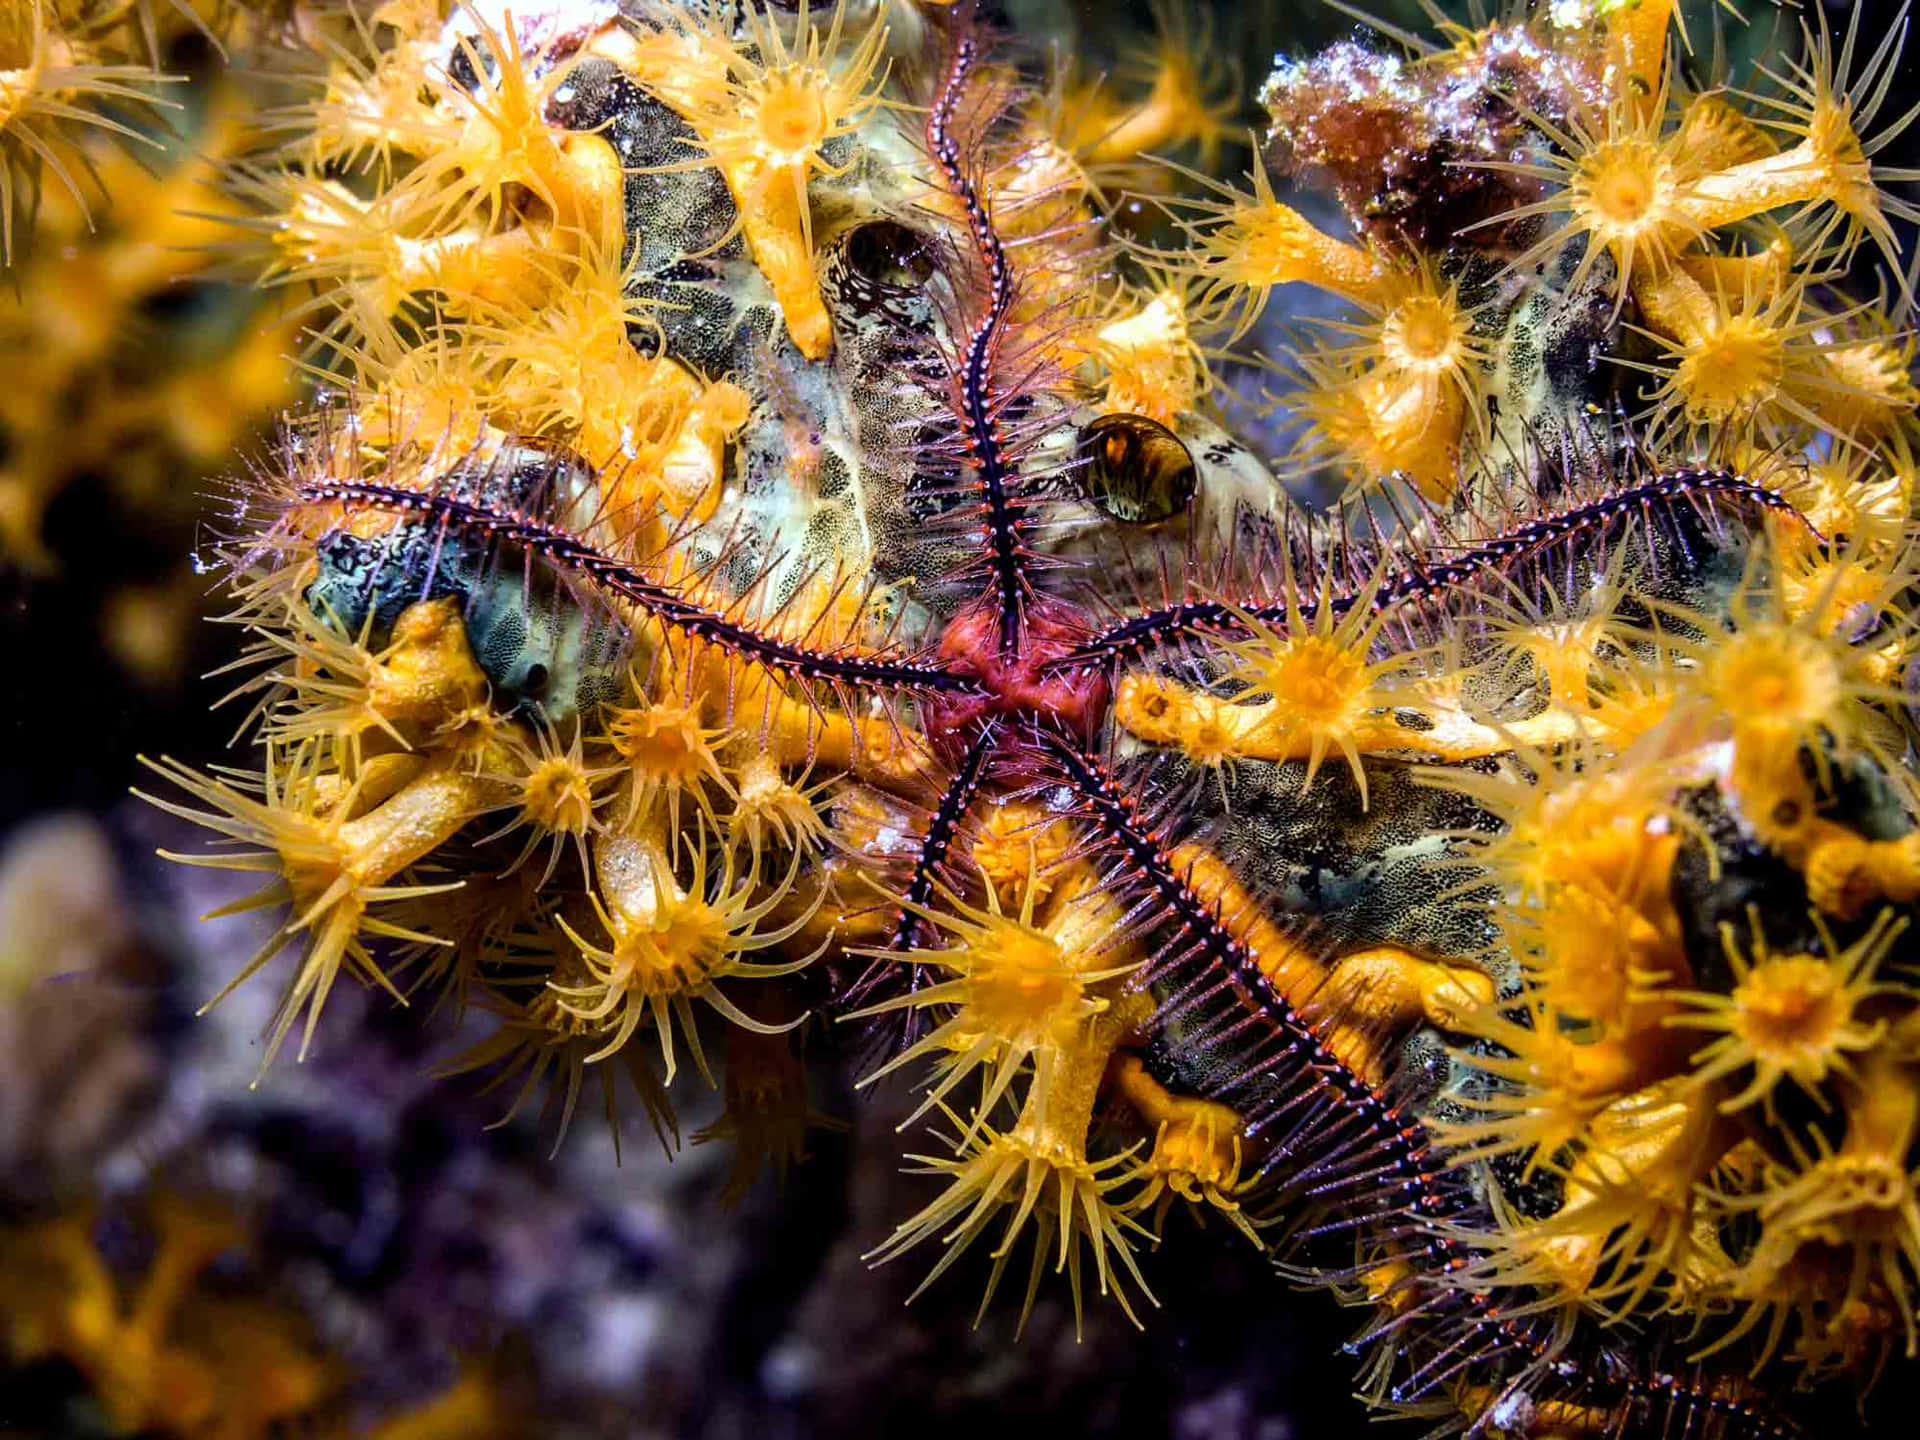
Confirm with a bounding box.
[1681,8,1920,287]
[1667,906,1908,1114]
[1072,0,1236,171]
[478,721,617,886]
[1489,78,1703,316]
[728,752,833,867]
[601,686,735,830]
[847,871,1137,1137]
[136,742,492,1077]
[1627,270,1854,442]
[552,825,819,1079]
[1295,355,1465,500]
[1375,281,1482,393]
[1087,280,1212,425]
[692,1021,838,1205]
[1163,153,1384,338]
[629,0,892,359]
[1,0,173,264]
[1111,1053,1262,1247]
[1213,581,1408,802]
[1671,559,1911,792]
[970,800,1074,909]
[1804,326,1920,438]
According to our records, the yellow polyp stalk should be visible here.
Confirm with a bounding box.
[1677,141,1849,234]
[1605,0,1676,114]
[1214,188,1385,316]
[1173,837,1497,1085]
[867,984,1158,1339]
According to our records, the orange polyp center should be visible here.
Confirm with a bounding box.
[1676,316,1784,419]
[1736,959,1844,1055]
[1384,296,1462,373]
[1273,637,1365,718]
[970,929,1085,1040]
[756,72,829,159]
[523,758,593,830]
[1582,141,1665,230]
[1709,628,1839,724]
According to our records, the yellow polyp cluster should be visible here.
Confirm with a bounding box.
[849,830,1300,1332]
[144,436,876,1168]
[147,749,485,1074]
[233,7,628,363]
[0,0,181,263]
[115,0,1920,1422]
[0,1197,335,1438]
[1503,7,1920,312]
[1114,570,1587,808]
[1428,744,1697,1149]
[1700,1066,1920,1378]
[1418,542,1920,1377]
[618,0,890,359]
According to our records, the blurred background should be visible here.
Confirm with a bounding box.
[0,2,1913,1436]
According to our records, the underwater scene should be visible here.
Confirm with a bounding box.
[5,0,1920,1435]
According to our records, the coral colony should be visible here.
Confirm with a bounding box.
[7,0,1909,1430]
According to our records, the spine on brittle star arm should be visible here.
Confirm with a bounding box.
[1063,468,1811,665]
[299,482,979,694]
[1034,730,1800,1439]
[884,723,996,952]
[929,31,1029,657]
